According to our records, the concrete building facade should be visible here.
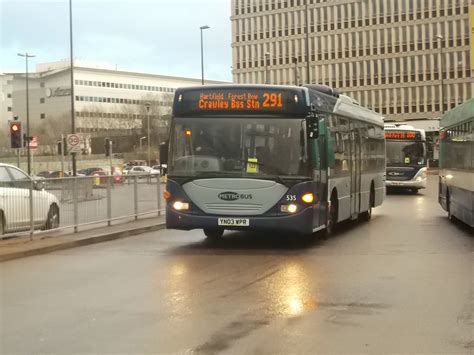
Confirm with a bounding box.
[231,0,473,121]
[1,60,225,154]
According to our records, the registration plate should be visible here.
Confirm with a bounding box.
[218,218,249,226]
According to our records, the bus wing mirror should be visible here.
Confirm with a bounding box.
[307,117,319,139]
[159,141,169,166]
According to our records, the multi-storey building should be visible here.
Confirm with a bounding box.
[231,0,473,121]
[1,60,225,154]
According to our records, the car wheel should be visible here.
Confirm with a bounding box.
[45,205,60,230]
[203,228,224,242]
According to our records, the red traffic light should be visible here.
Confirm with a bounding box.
[9,121,22,149]
[10,123,20,132]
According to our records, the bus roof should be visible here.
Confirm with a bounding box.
[384,124,425,133]
[440,98,474,128]
[304,85,385,126]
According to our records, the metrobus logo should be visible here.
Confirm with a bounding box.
[218,192,252,201]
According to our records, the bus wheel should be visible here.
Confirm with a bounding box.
[204,228,224,241]
[360,185,374,222]
[325,193,338,236]
[409,188,418,195]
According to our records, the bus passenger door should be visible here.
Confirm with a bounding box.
[350,124,361,219]
[311,116,328,229]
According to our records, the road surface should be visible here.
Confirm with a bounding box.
[1,177,472,354]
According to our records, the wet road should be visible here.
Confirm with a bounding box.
[1,177,473,354]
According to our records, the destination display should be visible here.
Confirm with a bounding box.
[384,130,421,140]
[173,87,308,117]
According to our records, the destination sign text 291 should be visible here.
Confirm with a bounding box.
[198,91,284,110]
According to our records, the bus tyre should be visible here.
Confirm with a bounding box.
[361,186,374,222]
[325,194,338,236]
[410,188,418,195]
[204,228,224,241]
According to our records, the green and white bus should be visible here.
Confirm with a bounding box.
[438,98,474,227]
[164,84,385,240]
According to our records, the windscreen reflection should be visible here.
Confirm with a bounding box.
[386,141,427,165]
[170,117,310,179]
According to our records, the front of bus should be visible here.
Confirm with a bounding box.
[384,127,428,192]
[165,85,317,238]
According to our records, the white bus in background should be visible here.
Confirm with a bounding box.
[384,124,428,194]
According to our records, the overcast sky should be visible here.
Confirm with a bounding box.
[0,0,232,81]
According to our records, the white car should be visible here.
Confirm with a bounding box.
[0,163,60,235]
[126,166,160,176]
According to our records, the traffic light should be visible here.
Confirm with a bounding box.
[9,121,22,149]
[57,136,68,156]
[104,138,112,157]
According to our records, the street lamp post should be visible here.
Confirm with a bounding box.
[17,52,35,175]
[265,52,270,84]
[69,0,77,176]
[292,56,299,86]
[145,103,151,166]
[436,34,445,115]
[305,0,311,84]
[200,25,210,85]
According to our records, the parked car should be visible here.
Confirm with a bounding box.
[126,166,160,176]
[0,163,60,235]
[152,164,167,176]
[78,167,104,176]
[35,170,69,179]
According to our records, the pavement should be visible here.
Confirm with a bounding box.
[0,216,166,262]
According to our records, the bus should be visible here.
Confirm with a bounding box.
[438,98,473,227]
[164,84,385,240]
[384,124,428,194]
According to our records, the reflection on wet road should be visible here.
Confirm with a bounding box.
[1,177,473,353]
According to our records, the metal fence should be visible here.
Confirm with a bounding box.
[0,174,165,239]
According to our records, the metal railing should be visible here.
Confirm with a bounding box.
[0,173,165,240]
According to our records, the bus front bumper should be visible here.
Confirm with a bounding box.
[386,177,427,189]
[166,206,315,235]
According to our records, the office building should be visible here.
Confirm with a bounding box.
[1,60,225,154]
[231,0,473,121]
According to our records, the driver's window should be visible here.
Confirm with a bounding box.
[0,167,13,188]
[7,167,31,189]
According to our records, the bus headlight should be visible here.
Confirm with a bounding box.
[414,167,427,181]
[173,201,189,211]
[281,204,298,213]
